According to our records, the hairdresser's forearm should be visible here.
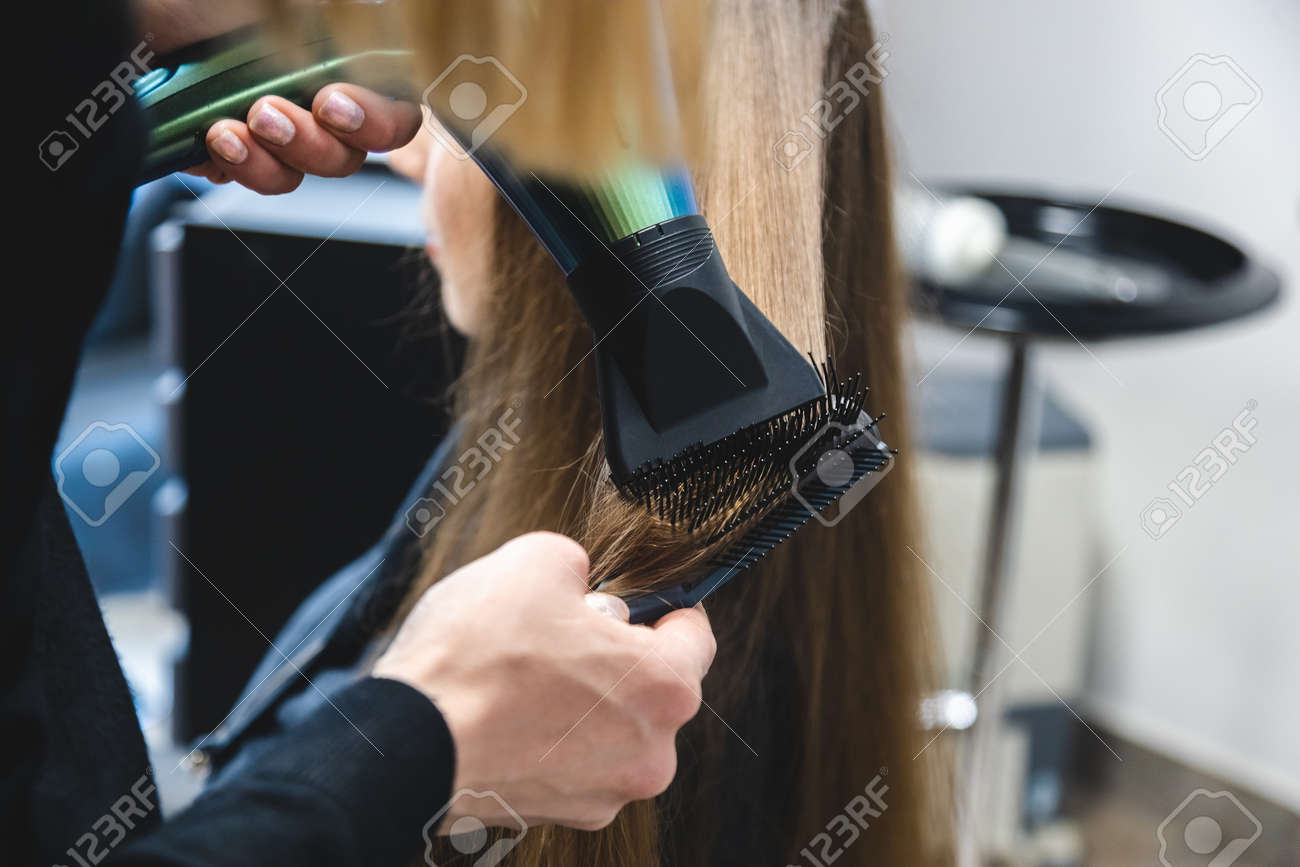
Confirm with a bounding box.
[113,678,454,866]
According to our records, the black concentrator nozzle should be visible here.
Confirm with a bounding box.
[566,214,868,536]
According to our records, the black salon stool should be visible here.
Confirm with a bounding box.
[910,188,1281,865]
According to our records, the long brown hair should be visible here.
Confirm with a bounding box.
[409,1,950,863]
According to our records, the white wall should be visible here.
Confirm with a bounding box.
[880,0,1300,807]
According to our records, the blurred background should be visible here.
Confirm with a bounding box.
[53,0,1296,864]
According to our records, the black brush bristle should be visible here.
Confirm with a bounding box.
[617,356,870,538]
[620,419,896,624]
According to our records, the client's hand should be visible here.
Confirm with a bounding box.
[185,84,422,195]
[372,531,716,832]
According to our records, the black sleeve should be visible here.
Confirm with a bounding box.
[114,678,456,866]
[16,0,458,862]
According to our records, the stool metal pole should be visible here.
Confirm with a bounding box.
[957,335,1044,866]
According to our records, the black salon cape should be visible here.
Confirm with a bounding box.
[6,3,454,864]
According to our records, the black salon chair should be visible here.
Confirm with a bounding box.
[153,165,463,741]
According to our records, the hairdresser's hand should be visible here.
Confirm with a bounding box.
[373,532,716,831]
[135,1,421,194]
[183,84,422,194]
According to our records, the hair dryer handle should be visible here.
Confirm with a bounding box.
[134,26,412,184]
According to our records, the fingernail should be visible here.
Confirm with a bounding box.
[320,90,365,132]
[211,130,248,164]
[250,104,296,145]
[584,592,630,622]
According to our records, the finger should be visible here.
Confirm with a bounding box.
[312,84,422,153]
[648,604,716,681]
[499,532,591,593]
[182,162,233,185]
[583,592,631,622]
[204,121,304,195]
[246,96,367,178]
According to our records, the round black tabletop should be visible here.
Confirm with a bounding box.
[912,189,1282,341]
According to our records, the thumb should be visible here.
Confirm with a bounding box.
[583,592,631,622]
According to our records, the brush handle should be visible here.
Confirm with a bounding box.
[623,559,744,624]
[135,27,413,184]
[626,584,701,625]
